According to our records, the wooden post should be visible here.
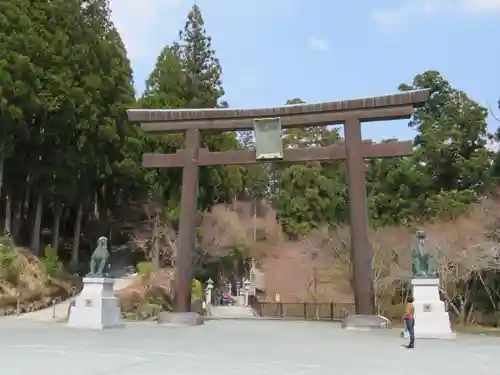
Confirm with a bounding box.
[175,128,201,312]
[344,117,375,315]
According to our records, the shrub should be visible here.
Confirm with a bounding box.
[191,278,203,301]
[42,245,62,276]
[0,237,18,266]
[137,261,154,275]
[0,237,20,283]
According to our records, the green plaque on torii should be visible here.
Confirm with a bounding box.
[253,117,283,160]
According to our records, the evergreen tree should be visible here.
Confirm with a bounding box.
[399,70,490,193]
[139,4,243,219]
[0,0,144,258]
[176,4,224,109]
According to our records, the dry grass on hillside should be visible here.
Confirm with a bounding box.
[116,267,175,319]
[0,239,77,314]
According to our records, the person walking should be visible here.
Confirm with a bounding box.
[213,287,220,306]
[403,297,415,349]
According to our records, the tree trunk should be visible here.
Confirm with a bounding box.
[71,203,83,267]
[459,304,467,325]
[30,191,43,254]
[152,237,160,271]
[152,211,161,270]
[23,178,30,220]
[4,194,11,235]
[253,197,257,242]
[466,303,474,324]
[51,202,62,251]
[0,155,4,198]
[93,192,99,218]
[12,197,22,241]
[99,184,107,218]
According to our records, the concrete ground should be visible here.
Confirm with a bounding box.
[0,319,498,375]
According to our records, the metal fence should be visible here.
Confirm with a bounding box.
[251,300,355,321]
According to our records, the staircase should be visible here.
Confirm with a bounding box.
[204,259,265,319]
[207,305,256,319]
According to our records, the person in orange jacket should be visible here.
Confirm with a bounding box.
[403,297,415,348]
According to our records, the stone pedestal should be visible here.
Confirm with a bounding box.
[408,278,455,339]
[67,277,124,330]
[342,314,392,330]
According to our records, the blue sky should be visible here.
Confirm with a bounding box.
[110,0,500,142]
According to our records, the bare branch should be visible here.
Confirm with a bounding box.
[487,100,500,122]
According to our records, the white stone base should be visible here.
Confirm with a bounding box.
[67,277,124,330]
[405,278,455,339]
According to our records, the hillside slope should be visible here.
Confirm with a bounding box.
[0,237,79,316]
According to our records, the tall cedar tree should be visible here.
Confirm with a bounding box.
[140,4,243,223]
[68,0,138,264]
[0,0,141,259]
[176,5,242,208]
[176,5,224,109]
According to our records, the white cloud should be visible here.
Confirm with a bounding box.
[370,8,408,30]
[461,0,500,12]
[109,0,183,60]
[487,140,500,152]
[371,0,500,31]
[308,37,329,52]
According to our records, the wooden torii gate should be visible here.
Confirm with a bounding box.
[127,89,429,315]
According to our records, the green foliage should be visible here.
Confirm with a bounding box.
[41,245,61,276]
[398,71,490,192]
[0,237,19,275]
[191,278,203,301]
[137,261,154,275]
[0,0,140,256]
[138,4,243,218]
[273,71,493,234]
[277,164,346,238]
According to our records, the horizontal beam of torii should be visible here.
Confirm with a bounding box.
[142,140,413,168]
[127,89,430,316]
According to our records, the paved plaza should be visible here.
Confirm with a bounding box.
[1,318,499,375]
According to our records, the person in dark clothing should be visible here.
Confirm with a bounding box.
[213,288,219,306]
[403,297,415,348]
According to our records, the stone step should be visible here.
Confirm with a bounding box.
[209,305,256,319]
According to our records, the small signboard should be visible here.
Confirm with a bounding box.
[254,117,283,160]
